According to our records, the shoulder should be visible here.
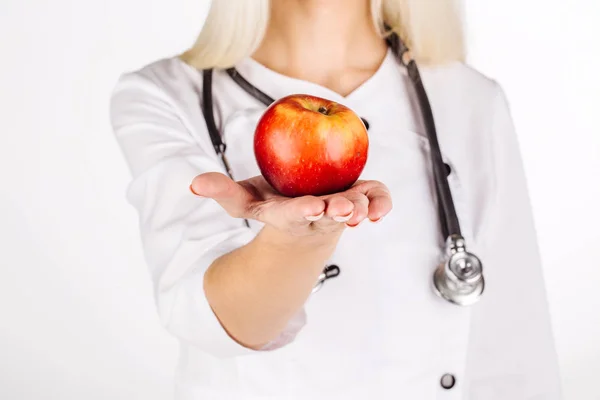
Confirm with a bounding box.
[109,57,221,162]
[114,56,200,90]
[109,57,212,141]
[425,61,500,94]
[110,57,204,117]
[423,61,505,108]
[420,61,511,137]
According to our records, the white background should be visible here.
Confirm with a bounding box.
[0,0,598,399]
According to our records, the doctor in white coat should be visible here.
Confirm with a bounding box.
[110,0,562,398]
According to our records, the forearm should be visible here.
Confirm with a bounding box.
[204,225,341,349]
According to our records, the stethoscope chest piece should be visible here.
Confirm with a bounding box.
[312,264,341,294]
[433,235,484,306]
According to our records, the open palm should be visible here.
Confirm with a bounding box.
[190,172,393,236]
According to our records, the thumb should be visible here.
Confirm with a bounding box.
[190,172,253,218]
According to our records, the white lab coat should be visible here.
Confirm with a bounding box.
[110,49,562,399]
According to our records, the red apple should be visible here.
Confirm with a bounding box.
[254,94,369,197]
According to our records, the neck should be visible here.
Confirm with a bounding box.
[252,0,387,91]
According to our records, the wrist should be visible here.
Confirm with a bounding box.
[256,224,341,254]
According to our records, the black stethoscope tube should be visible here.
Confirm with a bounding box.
[385,34,461,239]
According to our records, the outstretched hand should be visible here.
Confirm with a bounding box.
[190,172,392,237]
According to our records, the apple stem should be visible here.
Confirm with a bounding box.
[318,106,329,115]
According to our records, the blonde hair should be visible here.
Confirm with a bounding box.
[181,0,465,69]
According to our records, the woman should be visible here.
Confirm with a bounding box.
[110,0,562,398]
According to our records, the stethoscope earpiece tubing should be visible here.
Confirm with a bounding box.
[225,68,275,106]
[385,32,461,238]
[202,69,250,228]
[405,60,462,238]
[201,69,222,155]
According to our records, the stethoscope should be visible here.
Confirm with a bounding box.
[199,32,485,306]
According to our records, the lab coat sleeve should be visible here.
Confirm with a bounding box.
[468,84,562,399]
[109,70,306,359]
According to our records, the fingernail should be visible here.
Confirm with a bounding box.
[346,221,361,228]
[333,211,354,223]
[305,211,324,222]
[370,216,385,224]
[189,184,202,196]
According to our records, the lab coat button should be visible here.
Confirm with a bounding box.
[360,117,370,130]
[440,373,456,389]
[444,163,452,177]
